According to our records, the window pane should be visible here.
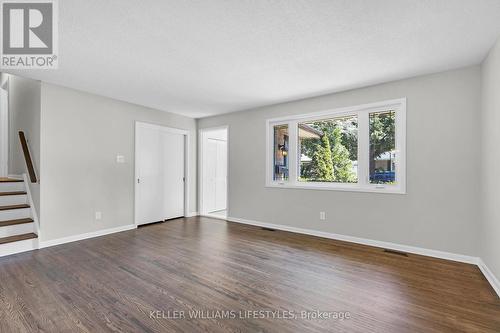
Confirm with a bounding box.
[298,115,358,183]
[273,124,289,181]
[369,111,396,184]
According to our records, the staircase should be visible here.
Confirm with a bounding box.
[0,177,38,257]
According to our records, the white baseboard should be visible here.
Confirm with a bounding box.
[39,224,137,248]
[227,216,479,265]
[478,258,500,298]
[227,216,500,298]
[8,212,499,299]
[186,211,199,217]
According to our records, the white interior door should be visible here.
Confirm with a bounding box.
[162,131,185,220]
[136,125,164,225]
[214,140,227,211]
[203,139,217,213]
[136,123,186,225]
[201,129,227,215]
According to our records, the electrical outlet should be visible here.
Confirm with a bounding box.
[320,211,326,220]
[95,211,102,220]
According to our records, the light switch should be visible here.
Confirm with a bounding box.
[95,211,102,220]
[116,155,125,163]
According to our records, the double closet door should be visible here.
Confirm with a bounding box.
[135,122,186,225]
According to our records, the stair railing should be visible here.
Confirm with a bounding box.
[18,131,37,183]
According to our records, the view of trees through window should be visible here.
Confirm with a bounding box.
[369,111,396,184]
[299,115,358,183]
[269,101,403,191]
[297,111,396,184]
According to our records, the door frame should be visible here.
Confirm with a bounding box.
[134,121,190,226]
[198,125,229,218]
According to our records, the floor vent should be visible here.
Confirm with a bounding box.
[261,227,276,232]
[383,249,408,257]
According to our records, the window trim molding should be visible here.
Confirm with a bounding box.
[265,98,407,194]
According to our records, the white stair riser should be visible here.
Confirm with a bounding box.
[0,238,38,258]
[0,182,25,192]
[0,177,38,259]
[0,208,31,221]
[0,194,28,206]
[0,222,35,238]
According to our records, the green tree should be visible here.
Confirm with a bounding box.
[308,119,357,159]
[301,118,357,182]
[310,134,334,181]
[369,112,396,177]
[331,127,356,182]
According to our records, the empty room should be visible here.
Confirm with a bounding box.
[1,1,500,332]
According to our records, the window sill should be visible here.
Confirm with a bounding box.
[265,182,406,194]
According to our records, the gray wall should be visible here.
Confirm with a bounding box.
[198,66,481,257]
[7,75,41,215]
[481,38,500,280]
[40,83,197,241]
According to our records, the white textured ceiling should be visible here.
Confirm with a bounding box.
[6,0,500,118]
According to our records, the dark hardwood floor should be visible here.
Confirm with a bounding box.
[0,216,499,332]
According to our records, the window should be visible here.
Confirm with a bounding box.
[273,124,289,181]
[266,99,406,193]
[369,111,396,184]
[298,115,358,183]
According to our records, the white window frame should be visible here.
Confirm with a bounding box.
[265,98,406,194]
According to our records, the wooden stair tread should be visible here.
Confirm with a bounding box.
[0,233,37,245]
[0,191,27,196]
[0,178,23,183]
[0,204,30,211]
[0,218,34,227]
